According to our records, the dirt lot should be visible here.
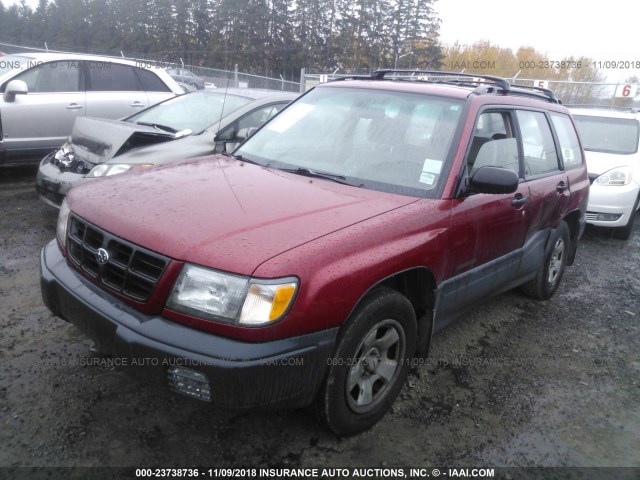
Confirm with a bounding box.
[1,164,639,477]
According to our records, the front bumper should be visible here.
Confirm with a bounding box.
[35,154,94,208]
[40,240,336,409]
[586,180,640,227]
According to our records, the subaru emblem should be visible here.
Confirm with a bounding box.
[96,248,110,265]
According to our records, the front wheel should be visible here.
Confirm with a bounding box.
[522,221,571,300]
[314,287,416,436]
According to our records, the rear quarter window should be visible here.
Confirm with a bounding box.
[550,113,583,170]
[135,68,171,92]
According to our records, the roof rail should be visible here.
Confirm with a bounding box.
[510,84,559,103]
[371,70,511,92]
[329,70,562,104]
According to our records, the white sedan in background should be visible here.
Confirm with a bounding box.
[570,107,640,240]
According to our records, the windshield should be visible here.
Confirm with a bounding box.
[573,114,640,154]
[236,86,464,197]
[127,91,253,133]
[0,55,33,77]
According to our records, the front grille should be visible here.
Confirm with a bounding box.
[67,215,169,302]
[585,212,598,221]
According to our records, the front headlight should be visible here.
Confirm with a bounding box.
[56,198,71,250]
[54,143,75,163]
[595,166,632,186]
[87,163,154,178]
[167,264,298,326]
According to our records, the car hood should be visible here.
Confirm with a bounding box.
[68,117,178,165]
[583,149,638,175]
[67,156,419,275]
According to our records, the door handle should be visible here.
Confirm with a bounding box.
[65,103,83,110]
[511,195,528,207]
[130,101,145,107]
[556,181,568,193]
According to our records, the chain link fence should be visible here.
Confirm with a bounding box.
[3,41,638,102]
[0,41,303,93]
[513,79,639,107]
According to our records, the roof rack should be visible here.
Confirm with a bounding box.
[330,70,562,104]
[371,70,512,92]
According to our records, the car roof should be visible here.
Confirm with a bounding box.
[319,79,472,100]
[125,89,297,124]
[318,70,566,109]
[2,52,183,93]
[205,87,299,100]
[5,52,142,66]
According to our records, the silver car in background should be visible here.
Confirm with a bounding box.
[35,88,297,207]
[0,52,183,164]
[165,68,207,90]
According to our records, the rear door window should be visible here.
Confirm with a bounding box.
[86,62,142,91]
[516,110,560,176]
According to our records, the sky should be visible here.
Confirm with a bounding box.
[435,0,640,82]
[3,0,640,82]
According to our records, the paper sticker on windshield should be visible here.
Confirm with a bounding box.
[422,159,442,175]
[419,172,435,185]
[267,103,315,133]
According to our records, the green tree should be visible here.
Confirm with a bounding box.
[0,0,445,79]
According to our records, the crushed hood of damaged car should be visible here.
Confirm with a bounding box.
[35,89,297,207]
[56,117,181,169]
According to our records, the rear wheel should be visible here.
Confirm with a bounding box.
[314,287,416,436]
[522,221,570,300]
[612,194,639,240]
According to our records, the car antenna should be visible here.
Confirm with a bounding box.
[218,70,231,131]
[216,71,233,148]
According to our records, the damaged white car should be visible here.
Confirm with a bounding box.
[35,88,296,207]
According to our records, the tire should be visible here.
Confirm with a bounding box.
[522,221,571,300]
[314,287,417,436]
[612,195,639,240]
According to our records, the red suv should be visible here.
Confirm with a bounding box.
[41,71,589,436]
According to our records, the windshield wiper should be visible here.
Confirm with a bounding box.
[278,167,351,185]
[136,122,178,134]
[222,152,262,165]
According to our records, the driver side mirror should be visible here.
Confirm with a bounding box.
[214,126,236,143]
[214,125,259,154]
[466,166,519,195]
[3,80,28,102]
[214,125,237,154]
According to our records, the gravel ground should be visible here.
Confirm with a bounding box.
[1,164,639,478]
